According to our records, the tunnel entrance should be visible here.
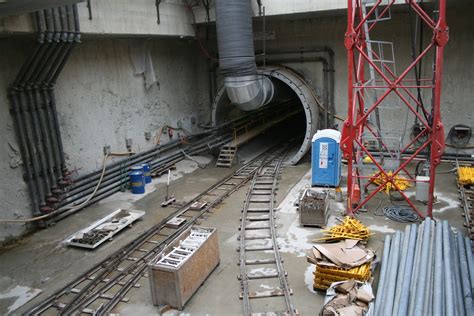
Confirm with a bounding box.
[211,66,321,164]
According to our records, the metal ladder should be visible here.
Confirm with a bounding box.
[216,143,237,168]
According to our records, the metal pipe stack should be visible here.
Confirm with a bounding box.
[374,218,474,315]
[8,4,80,215]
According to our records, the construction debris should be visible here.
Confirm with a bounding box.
[308,217,375,291]
[308,240,374,290]
[321,279,374,316]
[318,217,373,242]
[65,209,145,249]
[374,218,474,315]
[299,189,329,227]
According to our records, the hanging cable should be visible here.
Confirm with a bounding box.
[184,0,218,62]
[0,153,110,223]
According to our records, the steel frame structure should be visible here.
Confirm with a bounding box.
[341,0,449,218]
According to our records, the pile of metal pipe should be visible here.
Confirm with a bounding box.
[374,218,474,315]
[8,4,80,215]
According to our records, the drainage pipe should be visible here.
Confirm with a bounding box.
[54,134,233,220]
[422,219,436,315]
[374,234,391,315]
[382,230,401,315]
[451,228,465,316]
[442,221,455,315]
[60,133,232,207]
[8,90,41,214]
[457,232,473,315]
[32,7,67,196]
[215,0,274,111]
[7,11,47,215]
[25,7,66,201]
[465,237,474,295]
[392,225,411,312]
[432,221,443,316]
[47,4,81,182]
[68,105,270,189]
[43,5,76,188]
[396,224,418,315]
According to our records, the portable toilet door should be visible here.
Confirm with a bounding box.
[311,129,342,187]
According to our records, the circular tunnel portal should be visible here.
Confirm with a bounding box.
[211,66,320,165]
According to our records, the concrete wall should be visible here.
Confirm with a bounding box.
[56,38,210,175]
[0,36,210,243]
[193,0,407,23]
[0,0,194,37]
[0,39,32,244]
[248,4,473,153]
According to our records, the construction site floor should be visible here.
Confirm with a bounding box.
[0,141,466,315]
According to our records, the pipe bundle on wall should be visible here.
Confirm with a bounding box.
[374,218,474,315]
[8,4,80,215]
[51,102,300,223]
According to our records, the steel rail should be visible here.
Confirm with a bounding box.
[238,146,296,315]
[457,159,474,251]
[27,146,282,315]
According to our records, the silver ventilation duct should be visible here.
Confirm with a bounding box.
[215,0,274,111]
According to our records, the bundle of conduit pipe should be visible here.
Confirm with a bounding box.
[374,218,474,315]
[51,101,299,223]
[8,4,80,216]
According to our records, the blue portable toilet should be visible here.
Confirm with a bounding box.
[311,129,342,187]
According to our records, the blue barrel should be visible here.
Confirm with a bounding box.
[129,166,145,194]
[142,163,152,184]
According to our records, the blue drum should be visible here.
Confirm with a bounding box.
[142,163,152,184]
[129,166,145,194]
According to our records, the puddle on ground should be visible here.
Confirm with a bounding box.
[0,284,41,315]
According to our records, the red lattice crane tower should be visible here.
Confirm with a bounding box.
[341,0,449,218]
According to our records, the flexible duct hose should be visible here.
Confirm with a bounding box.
[215,0,274,111]
[216,0,256,77]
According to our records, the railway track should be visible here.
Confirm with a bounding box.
[457,160,474,251]
[27,147,285,315]
[238,148,297,316]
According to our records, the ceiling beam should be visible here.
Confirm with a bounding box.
[0,0,85,17]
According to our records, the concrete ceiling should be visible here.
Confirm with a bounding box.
[0,0,85,17]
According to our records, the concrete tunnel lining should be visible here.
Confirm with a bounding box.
[211,66,320,165]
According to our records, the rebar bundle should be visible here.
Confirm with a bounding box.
[374,218,474,315]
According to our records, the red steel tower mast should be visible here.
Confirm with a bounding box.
[342,0,449,218]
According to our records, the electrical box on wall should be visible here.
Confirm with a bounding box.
[311,129,342,187]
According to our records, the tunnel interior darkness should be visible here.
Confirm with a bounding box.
[211,66,321,164]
